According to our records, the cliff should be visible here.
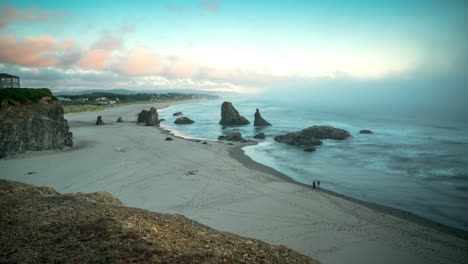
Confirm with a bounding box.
[0,88,73,158]
[0,180,319,263]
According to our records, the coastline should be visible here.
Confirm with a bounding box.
[159,102,468,239]
[229,145,468,240]
[1,100,467,264]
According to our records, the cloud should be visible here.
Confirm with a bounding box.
[200,1,221,12]
[0,6,69,28]
[0,35,76,67]
[113,46,166,75]
[78,33,123,69]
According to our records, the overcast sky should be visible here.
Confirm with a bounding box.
[1,0,467,108]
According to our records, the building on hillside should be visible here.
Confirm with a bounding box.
[0,73,20,88]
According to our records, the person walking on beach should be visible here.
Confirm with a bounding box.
[317,180,320,188]
[312,181,316,189]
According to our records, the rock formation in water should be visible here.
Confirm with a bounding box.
[219,102,250,126]
[96,116,104,125]
[173,112,183,116]
[0,89,73,158]
[218,132,245,142]
[254,109,271,126]
[254,133,266,139]
[304,148,317,152]
[0,179,318,264]
[359,129,373,134]
[117,116,123,122]
[137,108,159,126]
[174,117,195,124]
[275,126,350,146]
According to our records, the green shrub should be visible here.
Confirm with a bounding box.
[0,88,57,103]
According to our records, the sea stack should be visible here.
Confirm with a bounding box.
[117,116,123,122]
[137,110,148,123]
[137,108,159,126]
[145,107,159,126]
[96,116,104,125]
[219,102,250,126]
[254,108,271,126]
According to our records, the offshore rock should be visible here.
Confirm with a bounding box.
[219,102,250,126]
[218,132,245,142]
[0,95,73,158]
[275,126,350,146]
[359,129,373,134]
[174,117,194,124]
[173,112,183,116]
[254,109,271,126]
[117,116,123,122]
[254,133,266,139]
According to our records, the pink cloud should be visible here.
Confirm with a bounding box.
[0,35,75,67]
[200,1,221,12]
[78,33,123,69]
[167,57,200,78]
[0,6,69,28]
[78,50,112,69]
[113,46,166,75]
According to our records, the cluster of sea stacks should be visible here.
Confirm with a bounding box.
[216,101,365,152]
[91,101,370,153]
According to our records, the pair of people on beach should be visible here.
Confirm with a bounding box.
[312,180,320,189]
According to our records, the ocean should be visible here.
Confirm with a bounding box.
[159,98,468,231]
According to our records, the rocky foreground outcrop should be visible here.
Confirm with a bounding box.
[0,89,73,158]
[254,108,272,126]
[137,107,159,126]
[275,126,350,146]
[0,180,318,264]
[219,102,250,126]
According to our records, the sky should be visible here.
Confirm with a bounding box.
[0,0,467,109]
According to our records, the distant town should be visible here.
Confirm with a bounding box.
[58,92,218,106]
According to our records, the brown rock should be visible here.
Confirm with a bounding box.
[174,117,195,124]
[275,126,350,146]
[254,133,266,139]
[96,116,104,125]
[219,102,250,126]
[359,129,373,134]
[254,109,271,126]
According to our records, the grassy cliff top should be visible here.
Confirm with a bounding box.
[0,88,57,103]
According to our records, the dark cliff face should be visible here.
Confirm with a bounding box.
[0,97,73,158]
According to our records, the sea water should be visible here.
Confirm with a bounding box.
[160,98,468,231]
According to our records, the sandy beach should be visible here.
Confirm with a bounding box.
[1,101,467,264]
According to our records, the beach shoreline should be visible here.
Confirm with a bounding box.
[158,102,468,240]
[1,100,467,264]
[159,123,468,241]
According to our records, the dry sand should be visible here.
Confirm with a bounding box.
[1,101,467,264]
